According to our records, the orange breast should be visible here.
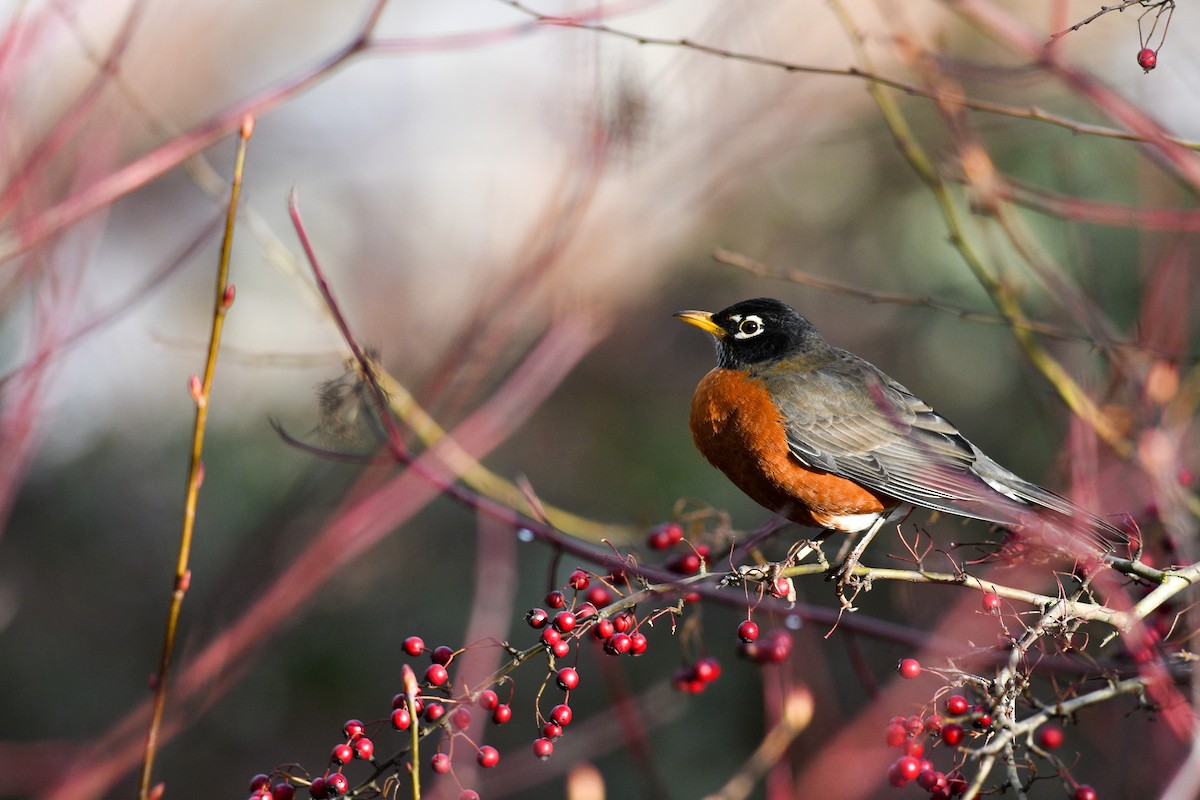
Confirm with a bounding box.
[689,368,894,529]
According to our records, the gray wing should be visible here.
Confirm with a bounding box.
[762,350,1120,538]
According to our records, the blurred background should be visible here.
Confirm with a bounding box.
[1,0,1198,798]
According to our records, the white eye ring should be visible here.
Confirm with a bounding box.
[733,315,764,339]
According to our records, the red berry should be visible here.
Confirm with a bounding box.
[325,774,348,797]
[917,769,943,791]
[541,627,562,647]
[272,784,296,800]
[898,658,921,679]
[1137,47,1157,71]
[478,689,499,710]
[981,592,1001,613]
[551,640,571,658]
[946,695,968,716]
[403,636,425,657]
[1074,785,1098,800]
[545,590,567,609]
[424,702,445,722]
[553,611,577,633]
[761,630,792,663]
[591,618,615,640]
[353,737,374,760]
[905,714,924,737]
[1036,724,1064,750]
[568,569,591,591]
[886,762,909,788]
[459,792,480,800]
[451,707,472,730]
[250,775,271,792]
[946,771,967,795]
[647,529,673,550]
[550,703,573,726]
[477,745,500,768]
[492,704,512,724]
[667,552,701,574]
[904,739,924,758]
[694,656,721,683]
[628,631,648,655]
[575,602,598,620]
[556,667,580,691]
[425,663,449,686]
[672,666,705,694]
[542,722,563,739]
[973,711,993,729]
[431,753,451,774]
[605,632,632,655]
[894,755,921,782]
[737,620,759,643]
[884,722,907,748]
[533,737,555,760]
[331,743,353,764]
[308,777,326,799]
[941,723,964,746]
[924,714,943,735]
[586,586,613,607]
[342,719,364,740]
[391,707,411,730]
[392,693,407,709]
[526,608,549,628]
[431,645,455,665]
[612,612,634,633]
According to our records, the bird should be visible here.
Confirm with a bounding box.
[675,297,1123,597]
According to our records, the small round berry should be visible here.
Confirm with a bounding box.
[981,592,1001,613]
[946,695,969,716]
[628,631,648,655]
[1074,785,1098,800]
[568,569,591,591]
[459,792,481,800]
[542,722,563,740]
[605,632,632,655]
[611,611,634,633]
[492,703,512,724]
[425,663,449,686]
[553,611,577,633]
[342,719,364,740]
[550,703,573,726]
[673,667,706,694]
[884,722,907,748]
[694,656,721,683]
[308,777,326,799]
[1036,724,1064,751]
[903,739,924,758]
[430,645,455,665]
[424,702,446,722]
[667,552,701,574]
[250,775,271,792]
[545,590,567,609]
[973,711,993,729]
[533,737,555,760]
[905,715,924,737]
[272,784,296,800]
[392,693,407,709]
[648,522,683,550]
[1137,47,1157,71]
[391,707,411,731]
[586,586,613,607]
[886,762,909,788]
[353,737,374,760]
[551,640,571,659]
[574,602,597,620]
[591,619,615,640]
[477,745,500,768]
[331,743,353,765]
[946,771,968,795]
[737,620,759,643]
[541,627,562,647]
[430,753,451,774]
[761,630,792,663]
[403,636,425,657]
[941,723,964,746]
[451,707,473,730]
[924,715,943,735]
[478,689,499,710]
[898,658,921,679]
[325,773,348,797]
[556,667,580,691]
[894,756,921,782]
[917,769,943,791]
[526,608,549,629]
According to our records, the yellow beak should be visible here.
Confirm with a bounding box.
[674,309,725,337]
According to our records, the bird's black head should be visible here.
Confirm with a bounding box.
[675,298,830,370]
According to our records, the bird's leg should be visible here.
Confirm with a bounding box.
[832,514,890,611]
[719,532,830,590]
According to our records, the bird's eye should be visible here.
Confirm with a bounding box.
[734,315,764,339]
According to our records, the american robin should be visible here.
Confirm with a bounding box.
[675,297,1122,584]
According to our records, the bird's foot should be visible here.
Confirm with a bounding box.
[831,552,871,611]
[718,561,797,603]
